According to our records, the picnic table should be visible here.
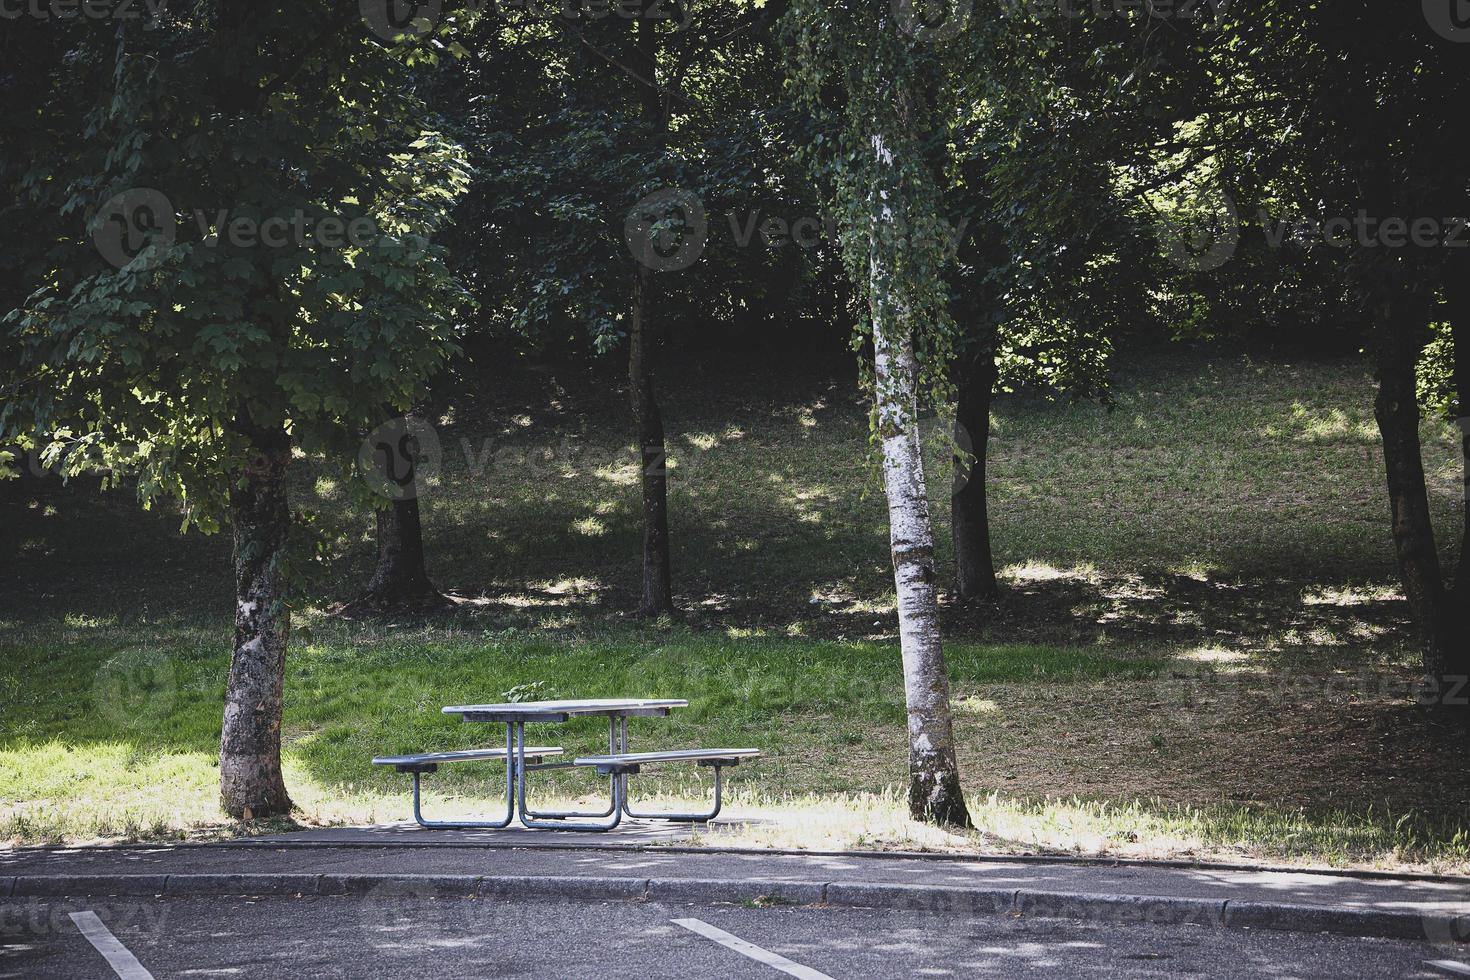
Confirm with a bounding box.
[373,697,758,831]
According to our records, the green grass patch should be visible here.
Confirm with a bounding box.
[0,621,1161,843]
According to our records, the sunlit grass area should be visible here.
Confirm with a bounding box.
[0,623,1157,841]
[2,350,1466,868]
[704,791,1470,875]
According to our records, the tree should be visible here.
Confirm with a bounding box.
[435,0,804,616]
[1146,1,1470,692]
[787,0,971,826]
[1,1,470,815]
[344,412,452,615]
[941,12,1151,602]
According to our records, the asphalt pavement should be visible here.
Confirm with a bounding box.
[3,892,1466,979]
[4,830,1469,977]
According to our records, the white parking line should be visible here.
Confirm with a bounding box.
[672,918,835,980]
[1427,961,1470,977]
[68,911,156,980]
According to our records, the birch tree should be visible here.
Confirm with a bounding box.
[788,2,972,825]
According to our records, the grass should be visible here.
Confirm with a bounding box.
[2,346,1467,871]
[0,622,1159,841]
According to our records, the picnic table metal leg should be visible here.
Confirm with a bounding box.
[516,721,625,831]
[408,724,518,829]
[520,715,621,820]
[613,715,726,822]
[620,763,726,823]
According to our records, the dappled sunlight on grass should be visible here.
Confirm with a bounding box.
[702,790,1470,874]
[61,613,117,629]
[1262,404,1380,444]
[0,626,1170,846]
[1176,646,1252,667]
[571,517,608,537]
[591,461,639,486]
[702,789,972,853]
[953,697,1002,716]
[1302,584,1403,607]
[999,561,1099,584]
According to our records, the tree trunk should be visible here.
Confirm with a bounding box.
[1445,253,1470,654]
[221,422,294,819]
[630,267,674,616]
[1369,282,1464,691]
[952,347,999,601]
[628,9,674,618]
[350,497,449,613]
[869,128,972,829]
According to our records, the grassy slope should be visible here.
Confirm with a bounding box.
[1,349,1466,868]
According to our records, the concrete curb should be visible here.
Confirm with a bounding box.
[477,876,649,903]
[167,874,321,897]
[22,839,1469,887]
[320,874,471,897]
[648,877,825,907]
[13,875,168,897]
[1222,901,1438,941]
[4,872,1465,945]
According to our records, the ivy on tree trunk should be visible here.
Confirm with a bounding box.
[872,282,973,828]
[1445,254,1470,668]
[870,123,972,829]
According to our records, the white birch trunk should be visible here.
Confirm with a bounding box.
[869,131,972,828]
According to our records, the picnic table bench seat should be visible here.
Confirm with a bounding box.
[373,746,564,829]
[373,746,562,773]
[573,748,760,776]
[568,748,761,824]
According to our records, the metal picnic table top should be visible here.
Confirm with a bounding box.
[441,698,689,724]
